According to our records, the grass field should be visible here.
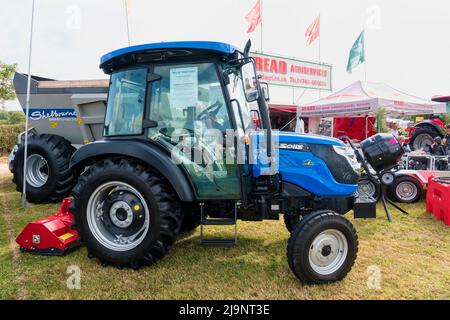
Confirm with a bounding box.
[0,169,449,300]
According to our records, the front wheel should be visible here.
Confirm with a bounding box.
[287,211,358,284]
[70,158,182,269]
[388,175,423,203]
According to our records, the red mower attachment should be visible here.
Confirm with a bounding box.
[16,198,79,255]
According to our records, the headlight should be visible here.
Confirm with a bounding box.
[333,145,361,172]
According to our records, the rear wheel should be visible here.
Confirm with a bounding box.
[71,158,181,269]
[11,134,77,203]
[409,126,441,151]
[388,175,423,203]
[287,211,358,284]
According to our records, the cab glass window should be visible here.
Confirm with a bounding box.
[148,63,231,137]
[227,72,254,130]
[104,68,147,136]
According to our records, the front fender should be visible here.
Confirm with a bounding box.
[70,140,195,202]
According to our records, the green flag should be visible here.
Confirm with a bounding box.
[346,31,365,74]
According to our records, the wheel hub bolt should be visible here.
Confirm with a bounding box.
[321,245,332,257]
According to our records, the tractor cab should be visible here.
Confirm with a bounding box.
[97,41,273,201]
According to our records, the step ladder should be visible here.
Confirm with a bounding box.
[200,202,237,246]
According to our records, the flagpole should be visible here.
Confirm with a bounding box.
[260,0,263,52]
[318,13,321,63]
[22,0,36,207]
[124,0,131,46]
[364,60,367,82]
[318,13,321,98]
[364,28,367,82]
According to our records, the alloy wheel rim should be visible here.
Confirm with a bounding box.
[87,181,150,252]
[308,229,348,275]
[26,154,49,187]
[396,181,418,201]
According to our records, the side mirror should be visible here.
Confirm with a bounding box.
[260,82,270,102]
[240,61,259,102]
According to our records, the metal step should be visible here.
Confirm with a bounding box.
[200,202,238,246]
[201,218,236,226]
[201,238,236,246]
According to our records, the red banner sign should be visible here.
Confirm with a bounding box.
[251,52,332,91]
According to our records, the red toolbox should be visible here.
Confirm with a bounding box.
[426,177,450,226]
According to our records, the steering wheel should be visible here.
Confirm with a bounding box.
[196,101,223,121]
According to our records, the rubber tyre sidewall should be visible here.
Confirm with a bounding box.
[76,167,164,265]
[284,213,302,233]
[13,144,61,202]
[288,212,358,284]
[388,175,423,203]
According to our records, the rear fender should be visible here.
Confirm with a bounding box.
[69,140,195,202]
[415,120,444,135]
[395,170,434,188]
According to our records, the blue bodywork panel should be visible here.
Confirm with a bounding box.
[251,132,358,197]
[100,41,239,66]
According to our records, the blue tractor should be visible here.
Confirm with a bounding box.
[69,41,403,284]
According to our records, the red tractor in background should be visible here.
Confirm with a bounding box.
[407,95,450,151]
[331,95,448,149]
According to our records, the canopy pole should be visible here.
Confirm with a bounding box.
[365,115,368,139]
[22,0,36,207]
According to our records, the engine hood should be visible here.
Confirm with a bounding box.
[250,131,358,197]
[274,131,346,146]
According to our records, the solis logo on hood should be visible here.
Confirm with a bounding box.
[27,108,77,120]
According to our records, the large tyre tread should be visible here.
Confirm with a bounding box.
[11,134,77,203]
[409,126,441,151]
[70,157,182,270]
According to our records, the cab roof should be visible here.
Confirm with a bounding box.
[100,41,240,74]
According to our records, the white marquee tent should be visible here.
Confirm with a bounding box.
[298,81,447,118]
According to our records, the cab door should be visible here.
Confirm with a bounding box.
[226,71,258,201]
[146,62,241,200]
